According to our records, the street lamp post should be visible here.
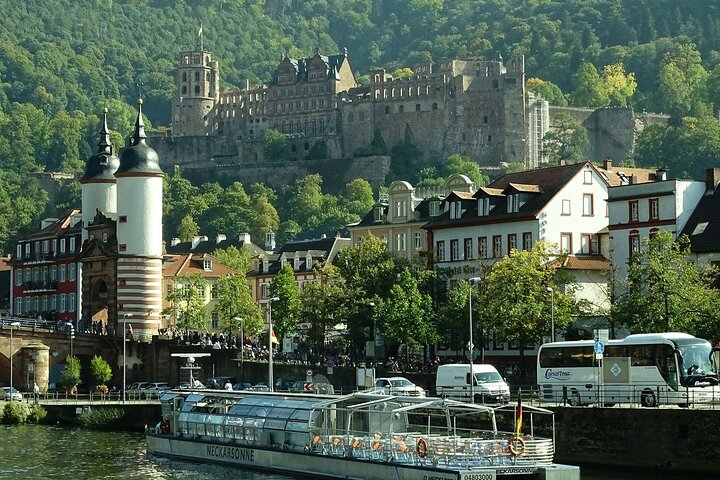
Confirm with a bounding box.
[233,316,244,377]
[9,321,20,399]
[468,277,482,404]
[122,313,133,402]
[268,297,280,392]
[546,287,555,342]
[368,302,376,359]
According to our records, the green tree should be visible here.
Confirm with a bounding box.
[176,214,199,242]
[262,128,291,160]
[268,263,300,347]
[215,274,264,338]
[61,355,81,392]
[437,280,477,356]
[571,62,609,108]
[374,269,436,360]
[601,63,637,107]
[444,153,489,187]
[611,231,720,337]
[298,263,348,357]
[477,242,578,367]
[213,245,252,273]
[542,113,589,164]
[657,43,710,119]
[165,273,209,333]
[89,355,112,389]
[342,178,375,217]
[526,78,567,106]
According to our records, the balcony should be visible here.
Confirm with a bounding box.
[22,280,58,292]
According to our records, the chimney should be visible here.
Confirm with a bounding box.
[215,234,226,244]
[40,217,59,229]
[603,158,612,170]
[238,232,251,244]
[655,168,667,181]
[706,168,720,190]
[191,236,202,250]
[170,238,181,247]
[265,230,276,252]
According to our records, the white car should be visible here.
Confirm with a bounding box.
[2,387,22,401]
[143,382,170,398]
[374,377,425,397]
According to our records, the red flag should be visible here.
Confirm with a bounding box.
[515,391,522,437]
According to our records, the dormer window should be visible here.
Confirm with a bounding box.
[394,200,407,218]
[507,193,520,213]
[429,201,440,217]
[102,232,108,243]
[478,198,490,216]
[203,259,212,271]
[450,201,463,219]
[373,205,383,222]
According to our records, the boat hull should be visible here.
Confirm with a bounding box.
[146,432,511,480]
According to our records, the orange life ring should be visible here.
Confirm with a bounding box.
[507,435,526,456]
[372,441,384,451]
[160,419,170,434]
[332,437,343,446]
[416,438,429,458]
[313,435,323,445]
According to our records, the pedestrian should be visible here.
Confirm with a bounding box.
[224,380,232,390]
[33,383,40,403]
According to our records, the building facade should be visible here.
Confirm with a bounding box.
[347,174,475,260]
[162,253,235,332]
[607,170,708,298]
[10,210,83,324]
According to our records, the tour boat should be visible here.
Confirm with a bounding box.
[146,389,579,480]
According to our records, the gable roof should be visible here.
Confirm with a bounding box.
[166,235,264,258]
[680,187,720,253]
[252,236,351,276]
[425,162,591,230]
[163,253,236,278]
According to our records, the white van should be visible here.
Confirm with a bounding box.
[435,364,510,403]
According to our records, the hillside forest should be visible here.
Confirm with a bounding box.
[2,0,720,251]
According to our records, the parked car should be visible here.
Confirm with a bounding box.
[247,383,271,392]
[374,377,426,397]
[2,387,22,401]
[435,364,510,403]
[143,382,170,398]
[126,382,150,399]
[275,378,295,391]
[232,382,252,391]
[178,380,207,390]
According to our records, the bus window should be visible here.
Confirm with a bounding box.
[567,346,593,367]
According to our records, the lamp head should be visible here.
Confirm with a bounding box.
[270,296,280,302]
[546,286,553,293]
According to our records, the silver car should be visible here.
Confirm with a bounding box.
[2,387,22,401]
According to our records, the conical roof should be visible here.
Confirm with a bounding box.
[116,99,163,176]
[81,109,120,183]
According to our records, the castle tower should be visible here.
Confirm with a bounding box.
[80,108,120,241]
[115,100,164,341]
[172,50,219,135]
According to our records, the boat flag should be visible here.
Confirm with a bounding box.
[198,24,203,37]
[515,389,523,437]
[271,330,279,344]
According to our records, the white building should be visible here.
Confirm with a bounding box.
[607,171,706,298]
[425,162,612,301]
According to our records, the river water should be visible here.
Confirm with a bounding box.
[0,425,688,480]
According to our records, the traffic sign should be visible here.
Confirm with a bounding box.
[594,341,605,354]
[466,341,474,350]
[306,369,313,377]
[304,383,315,391]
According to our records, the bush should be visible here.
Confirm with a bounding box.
[78,407,125,430]
[2,402,28,424]
[27,404,47,424]
[61,355,81,391]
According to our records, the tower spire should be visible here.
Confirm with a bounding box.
[132,98,147,145]
[98,108,112,155]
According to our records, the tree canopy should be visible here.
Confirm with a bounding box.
[611,231,720,338]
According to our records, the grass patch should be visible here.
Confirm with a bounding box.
[78,407,125,430]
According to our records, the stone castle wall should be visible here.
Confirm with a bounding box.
[550,106,669,163]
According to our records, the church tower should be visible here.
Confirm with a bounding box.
[80,108,120,241]
[115,99,164,340]
[172,50,219,135]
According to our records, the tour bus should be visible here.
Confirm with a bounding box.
[537,333,720,407]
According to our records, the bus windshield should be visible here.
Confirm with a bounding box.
[677,342,718,386]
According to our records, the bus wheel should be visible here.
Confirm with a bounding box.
[568,391,581,406]
[640,391,656,407]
